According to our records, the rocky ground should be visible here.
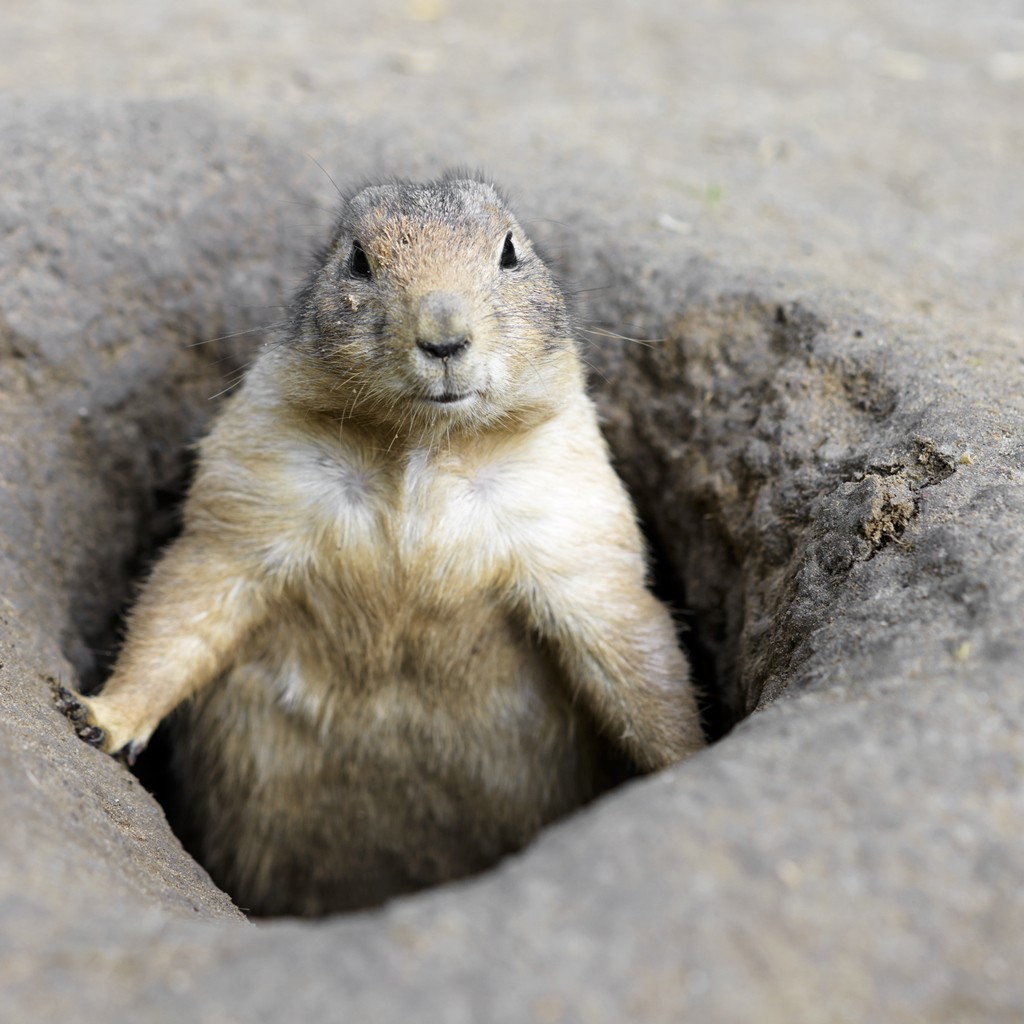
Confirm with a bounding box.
[1,2,1023,1021]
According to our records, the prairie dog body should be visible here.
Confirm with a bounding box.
[61,176,703,915]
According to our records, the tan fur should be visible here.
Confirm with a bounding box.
[64,177,703,915]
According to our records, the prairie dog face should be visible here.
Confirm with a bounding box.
[288,177,576,437]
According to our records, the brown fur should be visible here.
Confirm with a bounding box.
[62,176,704,915]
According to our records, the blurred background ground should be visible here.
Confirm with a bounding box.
[4,0,1023,349]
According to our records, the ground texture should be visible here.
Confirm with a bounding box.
[1,3,1023,1021]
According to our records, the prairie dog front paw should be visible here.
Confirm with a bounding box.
[55,684,150,765]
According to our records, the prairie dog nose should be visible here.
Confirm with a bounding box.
[414,292,472,360]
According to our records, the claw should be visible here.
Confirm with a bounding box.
[78,724,107,748]
[55,684,89,723]
[52,677,148,763]
[117,741,142,768]
[54,681,108,751]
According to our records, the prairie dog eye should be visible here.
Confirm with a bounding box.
[500,230,518,270]
[349,239,372,280]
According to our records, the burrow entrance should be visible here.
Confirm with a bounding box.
[66,290,948,915]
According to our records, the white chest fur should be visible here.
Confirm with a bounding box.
[241,420,587,727]
[228,391,638,641]
[267,428,543,593]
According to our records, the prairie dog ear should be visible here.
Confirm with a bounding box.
[500,230,518,269]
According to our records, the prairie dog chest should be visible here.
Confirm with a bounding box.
[272,427,553,599]
[251,427,568,717]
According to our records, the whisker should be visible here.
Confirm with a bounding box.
[579,326,662,347]
[577,355,611,386]
[565,282,614,297]
[306,155,344,201]
[189,319,291,348]
[208,370,252,401]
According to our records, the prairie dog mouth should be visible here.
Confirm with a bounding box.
[422,391,477,406]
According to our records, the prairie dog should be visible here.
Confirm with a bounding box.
[60,175,704,915]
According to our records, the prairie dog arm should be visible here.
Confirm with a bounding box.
[62,535,266,759]
[517,542,704,771]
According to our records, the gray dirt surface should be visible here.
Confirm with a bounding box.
[1,2,1023,1022]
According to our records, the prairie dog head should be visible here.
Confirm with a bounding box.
[286,176,578,437]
